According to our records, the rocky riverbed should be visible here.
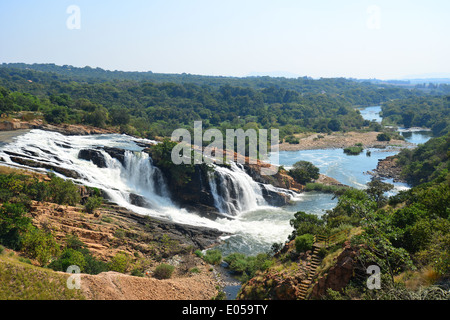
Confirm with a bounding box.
[279,131,412,151]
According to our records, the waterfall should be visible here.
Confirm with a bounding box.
[121,151,173,209]
[0,129,300,254]
[208,162,267,215]
[0,128,285,217]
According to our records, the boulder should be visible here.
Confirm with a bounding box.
[259,183,291,206]
[78,149,107,168]
[128,193,151,208]
[102,147,126,166]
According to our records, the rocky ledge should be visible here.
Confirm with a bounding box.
[370,155,406,183]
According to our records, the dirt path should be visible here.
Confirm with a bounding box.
[279,131,412,151]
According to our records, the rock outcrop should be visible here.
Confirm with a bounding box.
[310,243,359,299]
[7,156,81,179]
[238,240,312,300]
[370,155,405,182]
[78,149,108,168]
[30,200,227,262]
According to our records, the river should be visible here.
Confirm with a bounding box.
[0,106,433,299]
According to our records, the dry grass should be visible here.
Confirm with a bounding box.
[395,266,441,290]
[0,248,85,300]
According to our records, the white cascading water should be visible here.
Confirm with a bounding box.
[208,162,266,215]
[0,129,299,254]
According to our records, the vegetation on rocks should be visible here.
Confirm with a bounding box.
[288,161,320,185]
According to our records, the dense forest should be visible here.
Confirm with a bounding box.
[0,63,444,139]
[381,96,450,136]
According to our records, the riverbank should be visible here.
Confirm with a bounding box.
[0,129,31,146]
[279,131,413,151]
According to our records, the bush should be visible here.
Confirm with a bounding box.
[224,252,273,282]
[153,263,175,279]
[376,133,391,141]
[289,211,325,241]
[84,196,102,214]
[295,234,314,253]
[203,249,222,265]
[343,146,364,155]
[49,248,87,273]
[108,252,131,273]
[48,173,81,205]
[194,249,203,258]
[49,235,107,274]
[285,135,299,144]
[288,161,320,185]
[21,227,60,266]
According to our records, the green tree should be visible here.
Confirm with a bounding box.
[21,227,60,266]
[149,139,195,187]
[48,173,81,205]
[0,203,31,250]
[84,196,102,214]
[376,133,391,141]
[110,106,130,126]
[49,248,87,273]
[289,211,325,240]
[85,106,109,128]
[366,179,394,208]
[288,161,320,185]
[295,234,315,253]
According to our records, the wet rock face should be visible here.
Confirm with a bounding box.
[102,147,126,166]
[259,183,291,207]
[8,156,81,179]
[78,149,108,168]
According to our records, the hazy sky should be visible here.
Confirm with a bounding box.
[1,0,449,79]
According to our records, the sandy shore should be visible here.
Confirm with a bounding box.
[279,131,413,151]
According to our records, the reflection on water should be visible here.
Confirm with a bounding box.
[400,130,433,145]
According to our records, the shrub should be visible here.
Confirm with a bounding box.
[108,252,131,273]
[21,227,60,266]
[224,252,274,282]
[288,161,320,185]
[190,267,200,274]
[153,263,175,279]
[84,196,102,214]
[48,173,81,205]
[130,268,145,277]
[285,135,299,144]
[194,249,203,258]
[295,234,314,253]
[49,248,87,273]
[49,235,107,275]
[376,133,391,141]
[203,249,222,265]
[289,211,325,241]
[343,146,364,155]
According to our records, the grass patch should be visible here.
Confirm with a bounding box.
[0,253,85,300]
[305,182,348,195]
[343,146,364,155]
